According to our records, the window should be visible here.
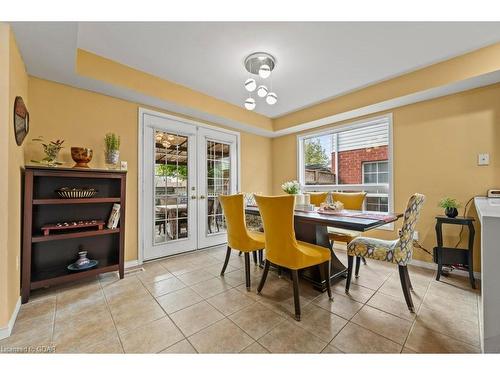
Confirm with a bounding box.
[363,161,389,184]
[298,115,392,216]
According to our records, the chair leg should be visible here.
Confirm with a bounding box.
[258,249,263,266]
[319,261,333,300]
[398,265,415,313]
[244,252,251,290]
[291,270,301,321]
[239,251,242,256]
[362,257,367,265]
[405,267,414,291]
[355,256,361,278]
[252,251,258,264]
[257,260,270,294]
[345,255,354,294]
[220,246,231,276]
[277,267,282,278]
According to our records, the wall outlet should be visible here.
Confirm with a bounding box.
[478,153,490,166]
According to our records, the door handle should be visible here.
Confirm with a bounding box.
[191,195,197,200]
[199,195,206,199]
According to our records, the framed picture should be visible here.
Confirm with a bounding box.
[14,96,29,146]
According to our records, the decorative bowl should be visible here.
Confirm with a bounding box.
[56,187,98,199]
[71,147,93,168]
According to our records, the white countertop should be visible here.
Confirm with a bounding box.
[474,197,500,220]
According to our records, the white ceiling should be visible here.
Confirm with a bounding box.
[11,22,500,119]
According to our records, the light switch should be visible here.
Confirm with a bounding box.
[478,153,490,166]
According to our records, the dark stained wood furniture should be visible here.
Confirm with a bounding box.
[433,215,475,289]
[22,165,127,303]
[245,206,402,291]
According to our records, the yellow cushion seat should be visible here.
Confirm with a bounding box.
[293,241,332,270]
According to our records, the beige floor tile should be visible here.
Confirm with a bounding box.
[189,319,254,353]
[415,306,480,347]
[207,289,256,316]
[53,305,118,353]
[352,269,393,290]
[220,269,260,287]
[156,287,203,314]
[203,262,237,276]
[351,305,413,345]
[109,294,165,333]
[240,341,270,353]
[102,276,150,304]
[190,277,232,298]
[160,339,197,353]
[56,281,105,316]
[16,295,56,324]
[332,279,376,304]
[367,291,416,321]
[170,301,225,336]
[321,344,344,353]
[177,269,216,286]
[378,277,425,305]
[331,322,402,353]
[258,320,328,353]
[292,304,348,342]
[228,302,284,340]
[313,292,363,320]
[144,277,186,297]
[0,316,54,350]
[401,347,417,353]
[120,316,184,353]
[162,259,201,276]
[187,253,222,267]
[136,262,174,284]
[85,335,124,353]
[405,321,480,353]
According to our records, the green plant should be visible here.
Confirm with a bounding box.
[438,197,461,209]
[281,180,300,194]
[155,164,188,180]
[31,137,64,165]
[104,133,121,152]
[304,139,329,167]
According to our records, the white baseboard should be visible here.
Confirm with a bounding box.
[0,296,21,340]
[409,258,481,280]
[125,259,142,269]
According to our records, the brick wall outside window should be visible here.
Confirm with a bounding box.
[331,145,388,184]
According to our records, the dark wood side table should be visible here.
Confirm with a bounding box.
[433,215,475,289]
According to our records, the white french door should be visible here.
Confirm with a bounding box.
[141,111,238,260]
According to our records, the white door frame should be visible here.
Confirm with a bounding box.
[138,107,241,264]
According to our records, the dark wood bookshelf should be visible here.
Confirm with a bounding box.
[22,166,127,303]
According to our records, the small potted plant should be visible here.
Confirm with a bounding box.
[104,133,120,167]
[281,180,300,195]
[438,197,460,218]
[31,137,64,166]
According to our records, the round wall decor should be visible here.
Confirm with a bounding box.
[14,96,29,146]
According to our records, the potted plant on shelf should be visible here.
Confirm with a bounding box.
[31,137,64,166]
[438,197,461,218]
[104,133,120,167]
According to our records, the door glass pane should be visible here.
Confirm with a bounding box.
[207,140,230,235]
[154,130,189,244]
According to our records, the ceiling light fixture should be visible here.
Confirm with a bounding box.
[242,52,277,111]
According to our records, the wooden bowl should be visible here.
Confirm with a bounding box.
[71,147,93,168]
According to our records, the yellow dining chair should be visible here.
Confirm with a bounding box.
[219,194,265,290]
[328,192,367,273]
[254,194,332,321]
[308,192,329,207]
[346,193,426,312]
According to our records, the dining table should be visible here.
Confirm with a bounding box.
[245,206,403,291]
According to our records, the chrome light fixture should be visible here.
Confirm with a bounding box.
[244,97,256,111]
[243,52,277,110]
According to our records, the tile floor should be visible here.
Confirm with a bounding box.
[0,245,481,353]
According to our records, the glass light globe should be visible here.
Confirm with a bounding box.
[257,85,268,98]
[258,64,271,79]
[244,97,256,111]
[244,78,256,92]
[266,92,278,105]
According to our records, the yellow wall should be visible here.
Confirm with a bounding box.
[272,83,500,271]
[26,77,273,263]
[0,24,29,328]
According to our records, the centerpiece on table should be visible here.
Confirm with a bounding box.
[438,197,460,218]
[281,180,314,210]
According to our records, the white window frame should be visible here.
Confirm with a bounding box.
[362,160,389,184]
[297,114,394,230]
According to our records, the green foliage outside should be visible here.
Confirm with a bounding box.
[156,164,188,180]
[304,139,329,167]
